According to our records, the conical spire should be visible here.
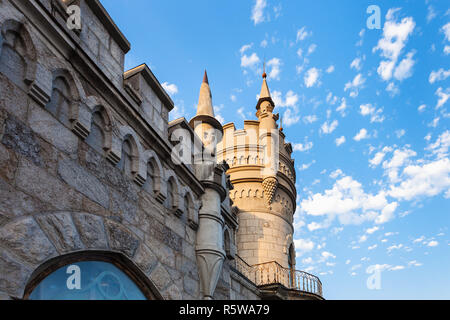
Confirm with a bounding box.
[196,70,214,117]
[256,68,274,112]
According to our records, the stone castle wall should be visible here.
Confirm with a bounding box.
[0,0,260,300]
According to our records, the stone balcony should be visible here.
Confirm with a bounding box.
[233,255,324,300]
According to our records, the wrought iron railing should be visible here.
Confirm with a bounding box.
[234,255,323,297]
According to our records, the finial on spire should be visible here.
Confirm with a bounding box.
[262,60,267,79]
[203,70,209,84]
[280,116,284,132]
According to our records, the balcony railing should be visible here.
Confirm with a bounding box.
[233,255,323,297]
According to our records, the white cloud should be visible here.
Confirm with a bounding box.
[241,52,261,68]
[350,58,362,71]
[427,240,439,247]
[267,57,282,80]
[303,115,318,124]
[296,27,311,42]
[336,98,349,116]
[162,82,178,96]
[373,10,415,81]
[370,147,393,168]
[390,265,405,271]
[336,136,346,146]
[321,251,336,260]
[239,43,253,54]
[294,239,315,253]
[283,108,301,126]
[326,65,335,73]
[304,68,321,88]
[435,87,450,109]
[408,260,423,267]
[354,129,370,141]
[260,39,268,48]
[429,69,450,84]
[344,73,365,97]
[366,226,379,234]
[300,175,398,227]
[307,44,317,55]
[426,131,450,159]
[427,6,437,23]
[396,129,406,138]
[442,22,450,42]
[418,104,427,112]
[321,120,338,134]
[251,0,267,25]
[330,169,343,179]
[387,244,403,253]
[388,158,450,201]
[293,140,314,152]
[368,244,378,250]
[393,51,415,81]
[359,104,385,123]
[272,90,299,108]
[230,94,237,102]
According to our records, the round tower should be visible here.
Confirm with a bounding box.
[217,72,297,270]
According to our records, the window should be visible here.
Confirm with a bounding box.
[85,111,105,154]
[28,261,146,300]
[46,76,71,125]
[144,162,155,194]
[118,139,132,176]
[166,179,174,209]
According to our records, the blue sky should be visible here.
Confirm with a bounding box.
[101,0,450,299]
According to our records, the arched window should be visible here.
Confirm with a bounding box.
[118,139,133,177]
[46,76,71,126]
[166,179,174,209]
[85,111,105,154]
[144,162,155,195]
[0,25,27,88]
[24,252,162,300]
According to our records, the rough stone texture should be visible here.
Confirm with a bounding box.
[105,220,139,258]
[0,217,57,265]
[58,158,110,208]
[0,73,28,120]
[0,250,31,298]
[0,178,50,225]
[149,263,172,292]
[162,284,182,300]
[35,213,83,253]
[0,143,18,182]
[133,243,158,276]
[1,114,43,166]
[28,102,78,155]
[72,213,108,249]
[15,158,82,211]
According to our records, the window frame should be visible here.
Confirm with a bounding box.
[23,251,163,300]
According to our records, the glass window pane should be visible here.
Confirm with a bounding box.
[29,261,146,300]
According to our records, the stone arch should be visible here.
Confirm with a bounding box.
[0,212,179,300]
[247,189,252,198]
[182,188,198,229]
[239,189,245,198]
[85,96,119,164]
[45,68,86,129]
[142,149,165,203]
[84,96,114,154]
[23,250,163,300]
[254,189,260,198]
[0,19,37,89]
[223,226,235,259]
[164,169,182,215]
[118,125,145,185]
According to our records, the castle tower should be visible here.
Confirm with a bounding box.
[217,72,297,270]
[190,71,228,299]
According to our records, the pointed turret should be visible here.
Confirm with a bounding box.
[189,70,224,154]
[256,71,275,113]
[196,70,214,117]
